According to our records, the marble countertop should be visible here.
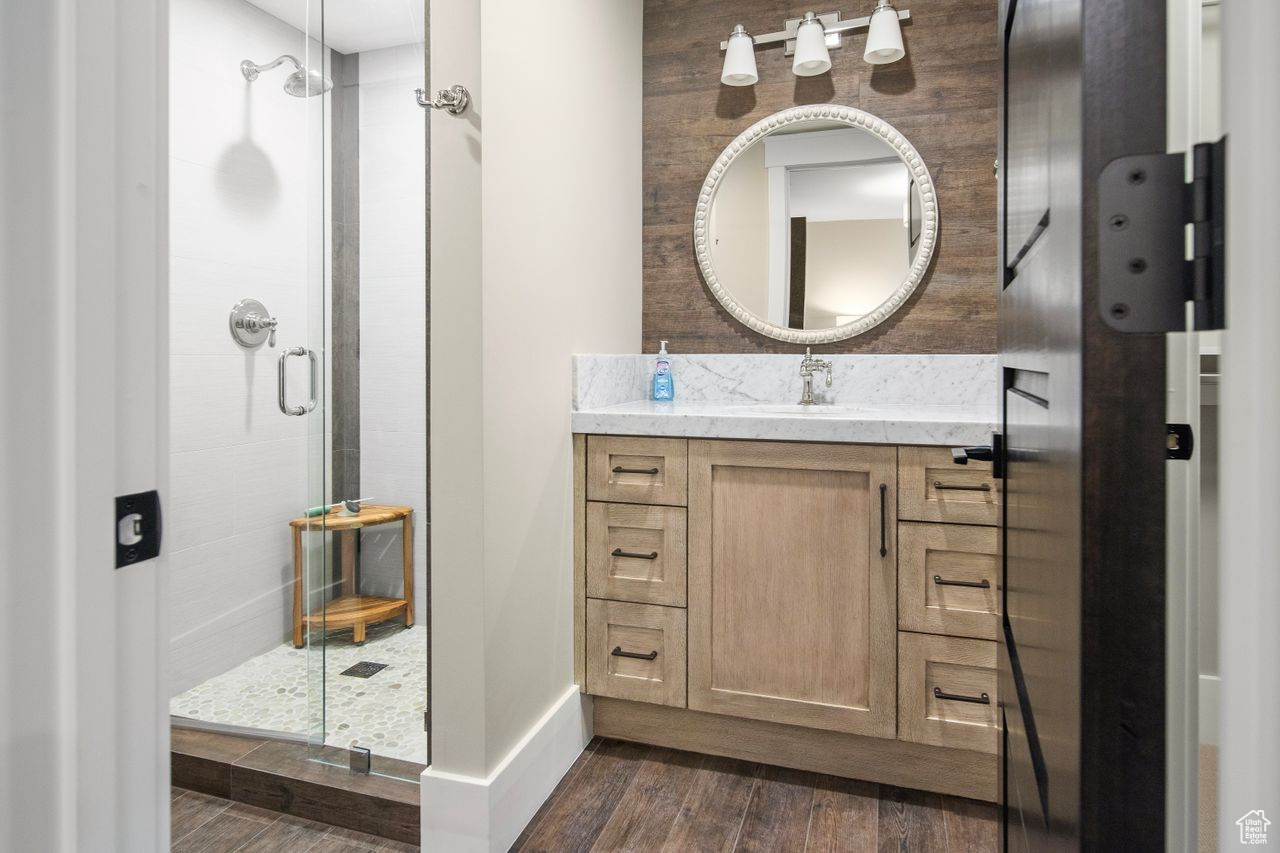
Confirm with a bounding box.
[571,400,997,446]
[571,353,999,446]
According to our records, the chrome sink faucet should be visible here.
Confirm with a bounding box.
[798,347,833,405]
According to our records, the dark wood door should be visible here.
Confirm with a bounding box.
[998,1,1168,849]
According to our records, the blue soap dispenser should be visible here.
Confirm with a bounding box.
[652,340,675,401]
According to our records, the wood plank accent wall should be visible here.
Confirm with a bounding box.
[642,0,999,354]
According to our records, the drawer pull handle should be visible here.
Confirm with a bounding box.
[934,687,990,704]
[612,548,659,560]
[933,481,992,492]
[879,483,888,557]
[611,646,658,661]
[933,575,992,589]
[613,466,659,475]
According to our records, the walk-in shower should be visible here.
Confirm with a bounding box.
[168,0,429,782]
[240,54,334,97]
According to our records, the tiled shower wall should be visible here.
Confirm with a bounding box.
[168,0,324,694]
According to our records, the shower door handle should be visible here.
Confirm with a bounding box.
[278,346,318,416]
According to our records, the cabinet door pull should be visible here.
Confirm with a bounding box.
[612,465,659,475]
[612,548,659,560]
[879,483,888,557]
[933,481,993,492]
[934,686,990,704]
[611,646,658,661]
[933,575,992,589]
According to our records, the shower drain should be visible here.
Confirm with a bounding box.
[340,661,389,678]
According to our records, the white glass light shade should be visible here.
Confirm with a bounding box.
[864,7,905,64]
[792,19,832,77]
[721,31,759,86]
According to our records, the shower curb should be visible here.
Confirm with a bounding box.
[171,727,423,845]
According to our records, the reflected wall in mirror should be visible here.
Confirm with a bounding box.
[695,106,938,344]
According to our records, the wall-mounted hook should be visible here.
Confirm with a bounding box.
[415,84,470,115]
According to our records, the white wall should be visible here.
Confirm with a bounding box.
[710,143,769,318]
[478,0,643,774]
[426,0,644,834]
[804,219,908,326]
[357,44,429,621]
[168,0,324,694]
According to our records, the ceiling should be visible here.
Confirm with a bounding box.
[244,0,423,55]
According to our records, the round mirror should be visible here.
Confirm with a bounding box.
[694,105,938,344]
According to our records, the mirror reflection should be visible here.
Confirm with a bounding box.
[707,122,922,331]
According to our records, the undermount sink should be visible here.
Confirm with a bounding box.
[732,403,859,415]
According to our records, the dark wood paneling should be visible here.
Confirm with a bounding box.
[510,738,998,851]
[642,0,1000,354]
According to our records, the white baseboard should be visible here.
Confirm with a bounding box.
[1200,674,1220,746]
[420,687,593,852]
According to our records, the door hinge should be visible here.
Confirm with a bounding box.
[1167,423,1194,460]
[1098,138,1226,333]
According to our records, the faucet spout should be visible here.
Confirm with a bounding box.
[797,347,833,405]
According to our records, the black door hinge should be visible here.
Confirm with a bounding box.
[1167,423,1194,460]
[1098,138,1226,333]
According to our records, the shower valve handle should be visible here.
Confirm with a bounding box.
[240,312,278,347]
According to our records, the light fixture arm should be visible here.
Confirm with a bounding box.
[718,7,910,52]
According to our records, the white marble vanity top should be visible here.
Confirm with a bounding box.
[572,354,999,446]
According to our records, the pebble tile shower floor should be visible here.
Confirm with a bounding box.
[171,623,428,765]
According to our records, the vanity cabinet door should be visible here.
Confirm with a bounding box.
[686,440,898,738]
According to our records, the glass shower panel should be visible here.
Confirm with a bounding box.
[302,0,430,780]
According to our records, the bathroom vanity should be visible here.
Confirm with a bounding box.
[568,101,1001,801]
[570,356,1002,802]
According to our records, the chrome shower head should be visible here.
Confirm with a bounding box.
[283,67,333,97]
[240,55,333,98]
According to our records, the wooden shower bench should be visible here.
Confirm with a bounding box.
[289,504,414,647]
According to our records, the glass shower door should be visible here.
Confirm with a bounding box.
[300,0,430,780]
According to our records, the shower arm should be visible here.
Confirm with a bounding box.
[241,55,303,82]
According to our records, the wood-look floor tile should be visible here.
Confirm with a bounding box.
[510,738,604,850]
[513,739,652,852]
[941,795,998,852]
[876,785,949,853]
[734,765,816,853]
[234,815,332,853]
[170,789,231,843]
[171,810,272,853]
[302,834,382,853]
[590,746,705,852]
[660,756,760,853]
[804,776,879,852]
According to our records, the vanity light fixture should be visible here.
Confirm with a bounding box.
[719,0,910,86]
[721,24,759,86]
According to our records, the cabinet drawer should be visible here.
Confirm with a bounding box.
[898,522,998,640]
[587,503,687,607]
[899,446,1001,526]
[587,436,688,506]
[586,599,687,707]
[898,632,998,755]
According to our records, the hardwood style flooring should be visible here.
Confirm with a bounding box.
[511,738,998,852]
[170,787,419,853]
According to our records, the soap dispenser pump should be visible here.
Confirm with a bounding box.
[652,340,675,401]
